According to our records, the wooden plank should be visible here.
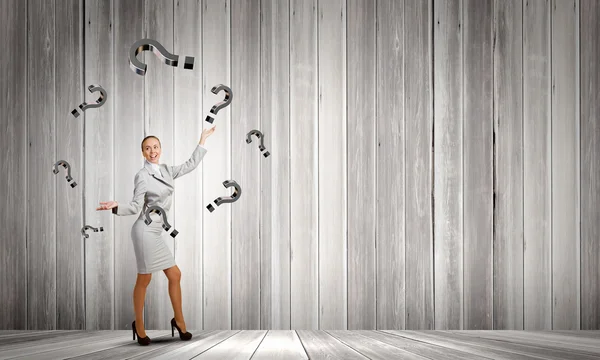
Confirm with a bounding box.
[194,330,267,359]
[450,330,600,355]
[317,0,347,330]
[55,0,84,331]
[523,0,552,331]
[347,0,376,330]
[382,330,546,359]
[27,0,56,330]
[463,0,493,330]
[173,0,204,332]
[501,330,600,346]
[433,0,463,330]
[327,331,429,360]
[0,0,27,331]
[0,330,80,347]
[150,331,241,360]
[259,0,291,330]
[540,330,600,339]
[143,0,175,331]
[289,0,318,330]
[84,0,115,331]
[404,0,434,331]
[30,330,169,360]
[376,0,406,330]
[231,0,261,330]
[439,331,600,359]
[357,331,483,359]
[492,0,524,330]
[580,0,600,331]
[113,0,146,329]
[551,0,579,331]
[295,330,368,359]
[202,0,231,330]
[67,332,186,359]
[251,330,308,359]
[0,331,124,359]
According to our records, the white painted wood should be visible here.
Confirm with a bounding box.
[318,0,347,330]
[113,0,146,330]
[580,0,600,331]
[377,0,406,330]
[403,0,434,330]
[523,0,552,330]
[328,331,429,359]
[433,0,463,330]
[173,0,204,332]
[296,330,369,359]
[260,0,291,330]
[0,0,27,330]
[289,0,319,330]
[27,0,57,330]
[84,0,115,330]
[492,0,524,330]
[231,0,261,330]
[143,0,175,331]
[194,330,267,359]
[251,330,308,359]
[463,0,493,330]
[347,0,376,330]
[551,0,579,330]
[202,0,232,330]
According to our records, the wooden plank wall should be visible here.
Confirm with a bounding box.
[1,0,598,331]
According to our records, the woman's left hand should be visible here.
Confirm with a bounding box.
[199,126,216,145]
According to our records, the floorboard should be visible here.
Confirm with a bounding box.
[0,330,598,359]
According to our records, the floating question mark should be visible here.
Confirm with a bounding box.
[128,38,194,76]
[205,84,233,124]
[81,225,104,239]
[52,160,77,188]
[144,205,179,238]
[246,129,270,158]
[71,84,107,118]
[206,180,242,212]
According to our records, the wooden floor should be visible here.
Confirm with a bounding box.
[0,330,598,359]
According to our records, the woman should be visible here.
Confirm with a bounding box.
[96,126,215,345]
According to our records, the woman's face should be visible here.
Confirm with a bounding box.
[142,137,161,164]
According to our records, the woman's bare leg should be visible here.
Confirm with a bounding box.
[133,273,152,337]
[163,265,186,332]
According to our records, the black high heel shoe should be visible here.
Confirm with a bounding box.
[171,318,192,341]
[132,321,151,346]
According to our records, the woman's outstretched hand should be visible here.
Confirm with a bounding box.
[97,201,118,211]
[199,126,216,146]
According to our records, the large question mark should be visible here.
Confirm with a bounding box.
[129,38,194,76]
[52,160,77,188]
[204,84,233,124]
[81,225,104,239]
[206,180,242,212]
[71,84,107,118]
[144,205,179,238]
[246,129,270,158]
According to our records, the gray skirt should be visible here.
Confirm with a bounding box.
[131,218,176,274]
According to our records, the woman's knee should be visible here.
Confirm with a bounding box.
[165,266,181,282]
[136,273,152,287]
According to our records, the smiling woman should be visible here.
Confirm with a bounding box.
[95,125,215,345]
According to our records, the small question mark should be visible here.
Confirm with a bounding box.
[246,129,270,158]
[206,180,242,212]
[81,225,104,239]
[144,205,179,238]
[129,38,194,76]
[52,160,77,188]
[71,84,107,118]
[205,84,233,124]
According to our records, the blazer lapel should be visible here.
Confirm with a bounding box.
[144,161,174,189]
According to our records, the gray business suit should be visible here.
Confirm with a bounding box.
[113,144,207,273]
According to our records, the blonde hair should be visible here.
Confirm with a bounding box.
[141,135,161,151]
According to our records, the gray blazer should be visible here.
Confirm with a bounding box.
[113,144,207,220]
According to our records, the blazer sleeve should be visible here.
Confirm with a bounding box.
[112,171,146,216]
[169,144,207,180]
